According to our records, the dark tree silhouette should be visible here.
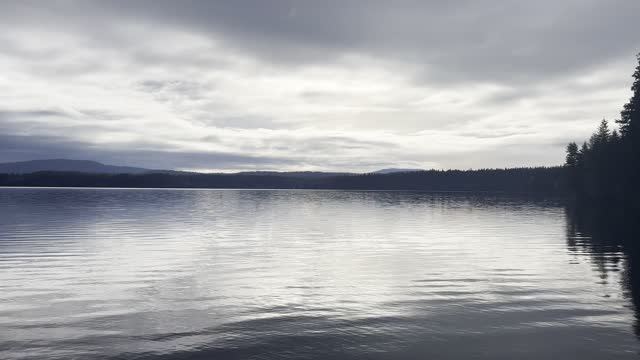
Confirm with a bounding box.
[0,167,566,194]
[591,119,610,148]
[566,142,579,167]
[618,53,640,139]
[566,53,640,210]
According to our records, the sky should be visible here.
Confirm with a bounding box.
[1,1,639,172]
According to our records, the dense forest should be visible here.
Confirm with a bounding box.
[0,167,565,194]
[565,53,640,211]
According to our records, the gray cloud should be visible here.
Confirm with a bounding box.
[6,1,639,83]
[0,110,68,120]
[0,1,638,171]
[0,134,298,171]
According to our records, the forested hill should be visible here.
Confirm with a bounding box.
[0,159,152,174]
[0,167,566,194]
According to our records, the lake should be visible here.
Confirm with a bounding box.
[0,188,638,359]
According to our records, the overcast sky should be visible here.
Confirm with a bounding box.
[1,1,639,172]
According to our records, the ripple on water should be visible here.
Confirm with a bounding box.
[0,188,638,359]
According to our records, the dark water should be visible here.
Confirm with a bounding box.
[1,188,639,359]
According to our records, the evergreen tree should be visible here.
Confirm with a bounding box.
[611,129,620,144]
[566,142,579,167]
[595,119,610,145]
[618,53,640,140]
[579,142,589,162]
[619,53,640,209]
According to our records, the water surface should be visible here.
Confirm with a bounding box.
[0,188,638,359]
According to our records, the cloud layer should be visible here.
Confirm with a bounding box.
[1,1,639,171]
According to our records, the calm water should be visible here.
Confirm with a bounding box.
[1,188,639,359]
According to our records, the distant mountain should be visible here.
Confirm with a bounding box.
[372,168,423,174]
[0,159,153,174]
[0,159,426,177]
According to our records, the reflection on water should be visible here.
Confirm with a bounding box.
[0,188,639,359]
[566,204,640,340]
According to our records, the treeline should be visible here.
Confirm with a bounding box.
[325,167,565,193]
[0,167,566,194]
[565,53,640,209]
